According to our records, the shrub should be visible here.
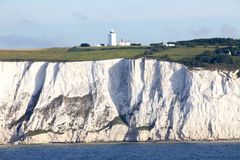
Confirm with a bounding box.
[80,43,91,47]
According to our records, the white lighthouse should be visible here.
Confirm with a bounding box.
[108,29,117,46]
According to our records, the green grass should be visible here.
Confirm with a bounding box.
[0,47,146,61]
[137,126,153,131]
[26,130,50,137]
[26,129,63,137]
[0,46,216,62]
[1,46,240,76]
[93,115,128,132]
[0,46,236,65]
[151,46,216,61]
[233,56,240,65]
[109,116,128,127]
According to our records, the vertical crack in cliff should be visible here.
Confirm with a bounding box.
[165,97,177,140]
[10,63,48,143]
[108,59,132,122]
[53,62,60,84]
[108,59,142,141]
[124,60,140,142]
[149,61,163,101]
[13,62,33,101]
[90,61,97,98]
[132,58,145,113]
[208,120,213,137]
[177,70,192,140]
[25,63,48,121]
[124,115,139,142]
[140,58,145,83]
[221,75,228,95]
[7,62,32,122]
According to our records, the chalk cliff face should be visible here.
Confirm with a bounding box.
[0,59,240,144]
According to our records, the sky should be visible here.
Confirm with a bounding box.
[0,0,240,48]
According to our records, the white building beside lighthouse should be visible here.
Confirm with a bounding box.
[108,29,117,46]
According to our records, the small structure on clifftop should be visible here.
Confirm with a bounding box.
[108,29,132,47]
[108,29,117,46]
[118,39,131,46]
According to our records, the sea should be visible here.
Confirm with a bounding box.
[0,142,240,160]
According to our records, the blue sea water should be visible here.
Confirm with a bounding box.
[0,142,240,160]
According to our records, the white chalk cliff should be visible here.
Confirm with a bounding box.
[0,59,240,144]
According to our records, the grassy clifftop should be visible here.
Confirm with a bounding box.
[0,46,215,61]
[0,46,240,75]
[0,47,145,61]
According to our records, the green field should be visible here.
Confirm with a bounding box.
[1,46,239,74]
[0,46,216,62]
[0,47,145,61]
[151,46,216,60]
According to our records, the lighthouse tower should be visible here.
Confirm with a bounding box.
[108,29,117,46]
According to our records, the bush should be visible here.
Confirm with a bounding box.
[181,51,234,68]
[144,45,166,56]
[176,38,240,46]
[80,43,91,47]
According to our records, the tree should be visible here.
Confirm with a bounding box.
[80,43,91,47]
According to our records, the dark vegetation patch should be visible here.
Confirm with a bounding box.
[93,116,128,133]
[176,38,240,47]
[26,129,63,137]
